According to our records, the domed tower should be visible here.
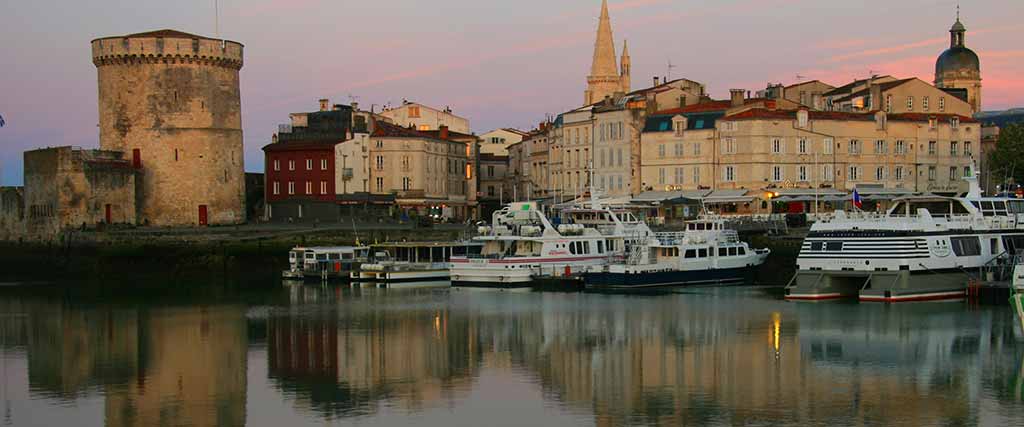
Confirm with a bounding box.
[91,29,245,226]
[934,13,981,112]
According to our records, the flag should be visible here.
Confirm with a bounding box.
[852,189,863,210]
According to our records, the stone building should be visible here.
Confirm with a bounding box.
[557,106,595,199]
[23,147,136,239]
[478,153,510,219]
[478,128,527,156]
[935,13,982,113]
[583,0,631,105]
[91,29,245,226]
[379,101,470,134]
[828,77,973,116]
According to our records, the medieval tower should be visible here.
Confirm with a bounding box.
[91,29,245,226]
[584,0,631,105]
[934,12,982,113]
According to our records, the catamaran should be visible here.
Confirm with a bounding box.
[787,166,1024,302]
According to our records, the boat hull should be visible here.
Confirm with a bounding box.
[583,266,755,290]
[785,269,969,302]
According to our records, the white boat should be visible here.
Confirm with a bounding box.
[450,198,654,290]
[283,246,371,281]
[787,166,1024,303]
[583,218,770,290]
[354,242,481,285]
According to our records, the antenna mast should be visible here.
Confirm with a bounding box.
[214,0,220,39]
[666,60,676,81]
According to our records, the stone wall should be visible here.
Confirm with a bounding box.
[0,187,24,241]
[92,32,245,226]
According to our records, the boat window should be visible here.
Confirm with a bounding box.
[810,241,823,251]
[316,254,328,261]
[981,201,994,211]
[970,201,981,210]
[994,201,1009,216]
[584,241,591,255]
[1002,236,1024,255]
[719,247,728,257]
[328,253,341,260]
[1009,200,1024,214]
[685,249,697,259]
[890,202,907,215]
[598,241,605,253]
[305,253,315,260]
[698,248,708,258]
[951,201,971,215]
[569,243,576,255]
[729,247,738,256]
[826,242,843,252]
[991,238,1000,255]
[738,247,746,255]
[951,236,981,257]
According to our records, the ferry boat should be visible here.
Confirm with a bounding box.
[786,168,1024,303]
[584,218,770,290]
[283,246,370,281]
[354,241,482,285]
[449,198,654,289]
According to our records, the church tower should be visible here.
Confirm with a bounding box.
[935,9,982,112]
[584,0,627,105]
[620,40,631,94]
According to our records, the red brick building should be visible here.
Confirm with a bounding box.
[263,140,338,221]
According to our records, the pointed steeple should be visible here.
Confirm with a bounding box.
[620,39,631,92]
[590,0,619,77]
[585,0,624,105]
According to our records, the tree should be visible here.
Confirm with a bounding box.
[987,123,1024,188]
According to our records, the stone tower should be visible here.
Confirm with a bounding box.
[584,0,627,105]
[92,29,245,226]
[620,40,631,94]
[934,12,982,112]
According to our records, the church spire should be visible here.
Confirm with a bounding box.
[585,0,623,105]
[620,39,631,92]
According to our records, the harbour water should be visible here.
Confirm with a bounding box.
[1,281,1023,426]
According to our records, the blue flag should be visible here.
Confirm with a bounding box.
[852,189,863,210]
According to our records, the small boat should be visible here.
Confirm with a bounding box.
[583,218,769,290]
[354,241,482,285]
[283,246,371,281]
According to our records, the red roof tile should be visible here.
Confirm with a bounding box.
[653,98,775,116]
[262,140,341,152]
[723,108,977,123]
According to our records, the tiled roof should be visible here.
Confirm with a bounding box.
[722,108,979,123]
[262,140,341,152]
[832,78,915,103]
[418,128,477,141]
[823,75,893,96]
[643,111,725,133]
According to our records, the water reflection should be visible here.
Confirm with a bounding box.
[1,285,1023,426]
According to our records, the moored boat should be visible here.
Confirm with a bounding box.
[282,246,371,281]
[354,241,481,286]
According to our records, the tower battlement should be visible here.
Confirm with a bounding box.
[91,30,243,70]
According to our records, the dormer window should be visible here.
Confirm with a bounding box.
[673,116,687,136]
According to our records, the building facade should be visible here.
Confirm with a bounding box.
[92,29,246,226]
[379,101,470,134]
[478,128,527,156]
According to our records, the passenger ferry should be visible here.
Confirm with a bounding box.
[450,198,654,289]
[584,218,770,290]
[283,246,371,281]
[355,241,482,285]
[787,169,1024,302]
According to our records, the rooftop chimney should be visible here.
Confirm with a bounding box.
[653,76,659,87]
[439,125,449,140]
[318,98,329,112]
[730,89,745,107]
[351,102,359,112]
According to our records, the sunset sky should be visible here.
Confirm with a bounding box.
[1,0,1022,184]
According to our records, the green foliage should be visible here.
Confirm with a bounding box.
[988,123,1024,185]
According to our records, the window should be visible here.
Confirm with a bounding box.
[320,181,327,194]
[272,181,280,195]
[376,140,383,148]
[928,166,937,181]
[798,166,808,182]
[895,140,906,155]
[273,160,280,171]
[376,177,384,192]
[939,97,946,112]
[408,106,421,118]
[964,142,972,157]
[674,167,684,184]
[964,166,971,178]
[288,160,295,171]
[799,138,807,154]
[674,143,684,157]
[684,249,697,259]
[658,145,666,158]
[693,167,700,185]
[848,166,860,181]
[722,138,735,154]
[693,142,701,156]
[616,149,623,166]
[951,237,982,257]
[928,141,937,155]
[306,159,312,170]
[949,167,958,181]
[305,181,312,194]
[402,177,411,191]
[875,166,885,181]
[823,164,834,181]
[951,117,960,129]
[886,94,893,113]
[826,241,843,252]
[698,248,708,258]
[923,96,930,111]
[895,166,905,181]
[487,165,495,177]
[288,181,295,195]
[321,159,328,170]
[929,118,937,129]
[874,140,886,154]
[848,140,861,154]
[823,138,834,155]
[658,168,666,184]
[771,138,782,154]
[376,155,384,170]
[724,166,736,182]
[906,96,914,111]
[950,141,959,156]
[772,166,783,182]
[674,121,684,136]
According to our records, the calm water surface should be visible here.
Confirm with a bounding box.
[1,282,1023,426]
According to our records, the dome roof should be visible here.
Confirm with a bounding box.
[950,19,966,32]
[936,46,980,75]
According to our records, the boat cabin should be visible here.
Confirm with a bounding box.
[888,197,1024,218]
